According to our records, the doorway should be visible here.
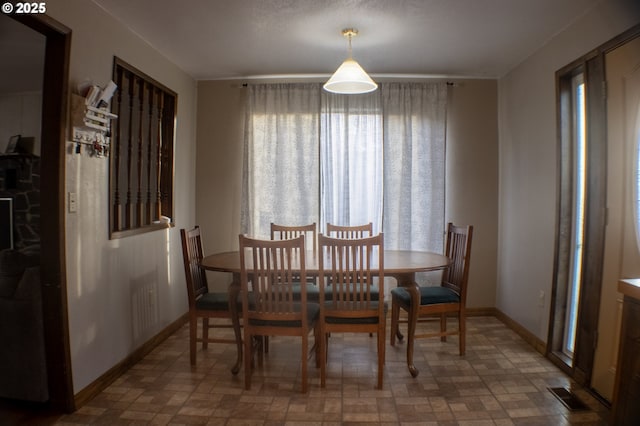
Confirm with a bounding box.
[1,13,74,412]
[549,24,640,402]
[591,29,640,402]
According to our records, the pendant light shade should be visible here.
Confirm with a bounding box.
[323,29,377,94]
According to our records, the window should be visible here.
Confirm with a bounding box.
[242,83,447,252]
[109,58,176,238]
[320,92,384,233]
[563,72,586,358]
[550,54,607,378]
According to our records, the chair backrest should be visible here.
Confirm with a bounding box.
[239,234,308,322]
[270,222,317,251]
[325,222,373,239]
[442,223,473,303]
[180,226,209,308]
[318,233,384,311]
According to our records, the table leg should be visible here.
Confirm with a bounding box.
[405,281,420,377]
[228,273,242,375]
[390,272,420,377]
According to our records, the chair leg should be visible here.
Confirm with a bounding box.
[301,333,308,393]
[314,323,321,368]
[189,315,197,366]
[202,317,209,349]
[459,310,466,356]
[244,331,253,390]
[440,313,447,342]
[231,315,242,376]
[390,297,400,346]
[377,324,385,389]
[320,327,327,388]
[229,282,242,375]
[257,336,264,367]
[380,322,386,366]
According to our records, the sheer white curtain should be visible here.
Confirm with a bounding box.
[382,83,448,251]
[320,92,383,234]
[242,82,447,247]
[241,84,321,238]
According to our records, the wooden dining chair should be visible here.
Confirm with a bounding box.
[270,222,317,251]
[270,222,319,302]
[326,222,373,239]
[325,222,379,305]
[180,226,240,367]
[239,234,320,393]
[318,233,386,389]
[390,223,473,377]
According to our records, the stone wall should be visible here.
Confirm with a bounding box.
[0,155,40,254]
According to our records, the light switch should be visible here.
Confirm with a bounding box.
[68,192,77,213]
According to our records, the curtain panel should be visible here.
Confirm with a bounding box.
[320,91,384,234]
[242,82,447,249]
[382,83,447,251]
[241,83,321,238]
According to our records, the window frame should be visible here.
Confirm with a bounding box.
[549,52,607,385]
[109,57,176,239]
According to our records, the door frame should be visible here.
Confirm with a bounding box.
[10,13,74,412]
[549,23,640,396]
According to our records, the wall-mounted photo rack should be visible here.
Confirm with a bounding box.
[69,82,118,158]
[84,105,118,132]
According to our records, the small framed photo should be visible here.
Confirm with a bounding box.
[5,135,20,154]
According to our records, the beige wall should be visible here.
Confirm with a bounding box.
[447,80,499,308]
[46,0,197,393]
[196,81,246,290]
[497,0,640,340]
[0,92,42,154]
[195,79,499,307]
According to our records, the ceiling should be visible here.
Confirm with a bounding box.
[92,0,602,80]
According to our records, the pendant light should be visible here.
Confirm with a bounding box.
[323,28,378,94]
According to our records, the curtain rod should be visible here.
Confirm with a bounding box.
[234,81,461,88]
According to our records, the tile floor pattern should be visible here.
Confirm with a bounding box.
[53,316,610,425]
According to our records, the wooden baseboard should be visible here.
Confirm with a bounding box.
[73,313,188,409]
[465,307,497,317]
[492,308,547,355]
[397,307,497,320]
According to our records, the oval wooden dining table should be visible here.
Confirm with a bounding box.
[200,249,451,377]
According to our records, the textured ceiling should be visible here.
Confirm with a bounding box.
[92,0,603,80]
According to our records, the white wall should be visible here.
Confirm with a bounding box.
[0,92,42,154]
[46,0,197,393]
[497,0,640,340]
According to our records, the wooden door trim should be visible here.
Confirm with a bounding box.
[549,22,640,392]
[11,13,74,412]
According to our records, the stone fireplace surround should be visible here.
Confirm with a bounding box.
[0,154,40,254]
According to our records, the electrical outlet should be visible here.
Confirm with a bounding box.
[538,290,545,307]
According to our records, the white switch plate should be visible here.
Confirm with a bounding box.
[68,192,77,213]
